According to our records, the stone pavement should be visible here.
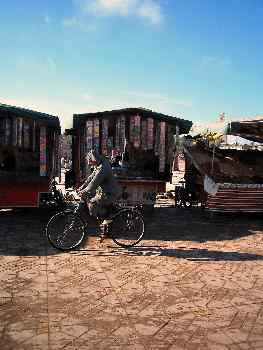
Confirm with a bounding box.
[1,207,263,350]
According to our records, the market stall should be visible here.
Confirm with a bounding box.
[183,129,263,213]
[67,107,192,208]
[0,103,61,208]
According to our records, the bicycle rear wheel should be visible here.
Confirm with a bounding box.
[46,210,86,251]
[110,209,145,248]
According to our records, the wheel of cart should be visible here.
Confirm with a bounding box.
[175,181,193,208]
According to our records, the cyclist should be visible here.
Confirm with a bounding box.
[76,149,121,225]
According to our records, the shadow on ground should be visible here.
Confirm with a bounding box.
[145,207,263,243]
[0,206,262,257]
[74,245,263,261]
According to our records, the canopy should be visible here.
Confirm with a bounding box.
[226,119,263,143]
[73,107,192,135]
[0,103,60,129]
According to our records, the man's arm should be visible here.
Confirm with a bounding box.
[77,172,95,192]
[81,165,105,197]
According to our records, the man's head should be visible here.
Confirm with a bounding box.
[87,149,102,166]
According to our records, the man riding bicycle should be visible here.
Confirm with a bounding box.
[76,149,121,224]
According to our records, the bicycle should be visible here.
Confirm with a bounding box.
[41,178,66,209]
[45,194,145,251]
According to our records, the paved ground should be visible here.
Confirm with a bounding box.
[1,205,263,350]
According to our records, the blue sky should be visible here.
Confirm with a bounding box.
[1,0,263,129]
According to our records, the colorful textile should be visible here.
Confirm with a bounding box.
[40,126,47,176]
[129,115,135,145]
[17,118,23,147]
[93,118,100,150]
[147,118,154,150]
[101,119,109,155]
[107,137,113,155]
[154,122,160,156]
[86,120,93,152]
[129,115,141,148]
[4,118,11,145]
[159,122,166,172]
[115,117,121,150]
[133,114,141,148]
[32,121,36,151]
[119,116,126,152]
[54,132,60,176]
[23,119,30,149]
[141,119,147,150]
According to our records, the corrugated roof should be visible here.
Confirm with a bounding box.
[0,103,60,128]
[184,143,263,184]
[226,119,263,143]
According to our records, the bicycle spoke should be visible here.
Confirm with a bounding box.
[46,211,86,251]
[111,209,144,248]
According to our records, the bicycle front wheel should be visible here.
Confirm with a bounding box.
[110,209,145,248]
[46,210,86,251]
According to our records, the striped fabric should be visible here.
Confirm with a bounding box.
[206,186,263,212]
[101,119,108,155]
[147,118,154,150]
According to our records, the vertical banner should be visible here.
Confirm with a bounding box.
[17,118,23,147]
[166,124,174,173]
[133,114,141,148]
[154,122,160,156]
[53,132,60,177]
[115,117,121,150]
[5,118,11,145]
[86,119,93,175]
[119,116,126,152]
[141,118,147,150]
[86,120,93,152]
[12,118,17,146]
[130,115,135,146]
[40,126,47,176]
[147,118,154,150]
[101,119,109,155]
[107,137,113,156]
[115,115,126,153]
[93,118,100,150]
[32,120,36,152]
[159,122,166,172]
[23,119,30,149]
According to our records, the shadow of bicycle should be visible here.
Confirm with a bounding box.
[74,245,263,262]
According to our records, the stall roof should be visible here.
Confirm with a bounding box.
[226,118,263,143]
[184,142,263,184]
[73,107,192,134]
[0,103,60,128]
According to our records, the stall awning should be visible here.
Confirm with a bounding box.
[184,142,263,184]
[73,107,192,135]
[226,119,263,143]
[0,103,60,129]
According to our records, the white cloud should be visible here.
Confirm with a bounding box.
[82,93,93,101]
[47,57,56,72]
[71,0,163,24]
[62,16,79,27]
[201,56,231,67]
[126,90,192,108]
[126,90,163,99]
[137,1,162,24]
[44,14,51,24]
[89,0,137,16]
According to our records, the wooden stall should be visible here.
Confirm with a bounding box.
[67,108,192,208]
[183,135,263,213]
[0,103,61,208]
